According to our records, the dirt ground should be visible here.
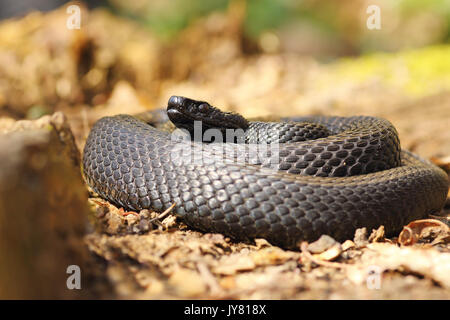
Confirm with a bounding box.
[0,5,449,299]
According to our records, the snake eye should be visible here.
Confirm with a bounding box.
[198,103,208,113]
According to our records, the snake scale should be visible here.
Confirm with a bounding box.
[83,96,448,248]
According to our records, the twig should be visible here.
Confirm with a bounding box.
[149,203,176,223]
[118,207,139,217]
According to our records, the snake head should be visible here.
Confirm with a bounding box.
[167,96,249,134]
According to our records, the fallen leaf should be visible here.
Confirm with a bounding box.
[366,243,450,289]
[398,219,450,246]
[314,244,343,262]
[342,240,355,251]
[430,155,450,173]
[368,226,385,243]
[250,247,300,266]
[212,254,256,275]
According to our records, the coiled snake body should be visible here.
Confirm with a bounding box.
[83,96,448,248]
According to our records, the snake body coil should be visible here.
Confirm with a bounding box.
[83,96,448,248]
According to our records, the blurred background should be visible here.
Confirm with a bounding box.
[2,0,449,55]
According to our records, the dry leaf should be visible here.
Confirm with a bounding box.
[430,155,450,173]
[366,243,450,289]
[212,253,256,275]
[314,244,343,262]
[342,240,356,251]
[398,219,450,246]
[368,226,385,243]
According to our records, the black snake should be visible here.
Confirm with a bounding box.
[83,96,448,248]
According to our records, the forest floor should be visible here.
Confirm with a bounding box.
[0,6,448,299]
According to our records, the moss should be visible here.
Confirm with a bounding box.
[328,45,450,97]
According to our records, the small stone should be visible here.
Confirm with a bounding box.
[307,235,339,254]
[354,227,369,248]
